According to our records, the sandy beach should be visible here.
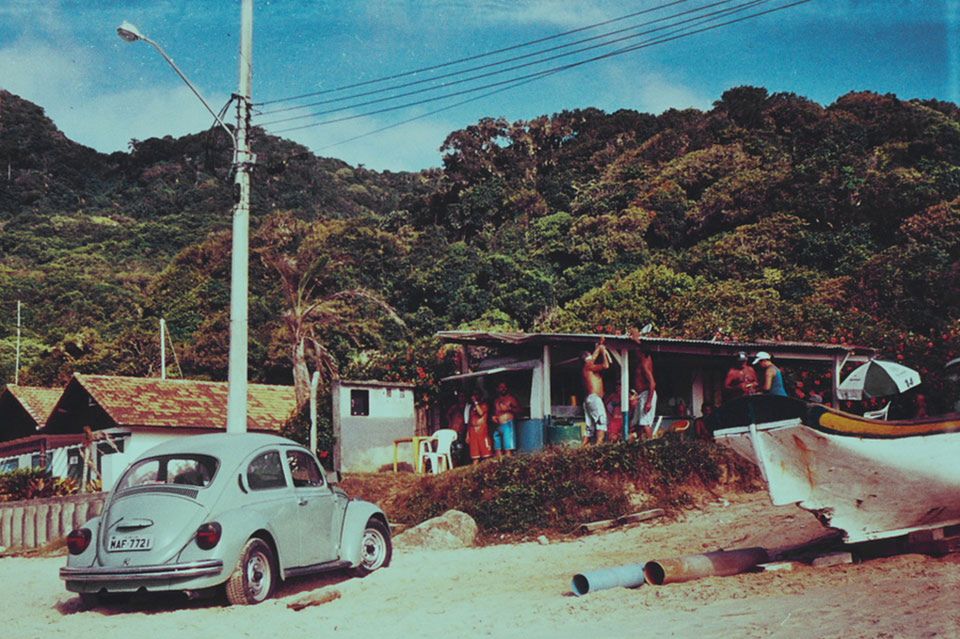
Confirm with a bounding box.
[5,490,960,639]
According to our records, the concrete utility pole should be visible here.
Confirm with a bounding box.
[227,0,255,433]
[118,1,255,433]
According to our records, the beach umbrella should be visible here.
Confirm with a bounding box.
[837,360,921,401]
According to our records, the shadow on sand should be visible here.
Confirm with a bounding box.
[56,570,353,616]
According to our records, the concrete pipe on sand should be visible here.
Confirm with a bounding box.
[643,547,770,585]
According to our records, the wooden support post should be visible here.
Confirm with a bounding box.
[542,345,552,420]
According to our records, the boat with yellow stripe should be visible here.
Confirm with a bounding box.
[713,395,960,542]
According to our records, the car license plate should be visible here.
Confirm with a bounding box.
[108,535,154,552]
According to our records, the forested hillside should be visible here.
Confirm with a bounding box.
[2,86,959,411]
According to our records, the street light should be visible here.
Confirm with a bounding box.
[117,7,254,435]
[116,21,237,160]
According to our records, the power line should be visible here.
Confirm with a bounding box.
[308,73,564,149]
[254,0,694,107]
[259,0,772,129]
[256,0,740,117]
[266,0,810,139]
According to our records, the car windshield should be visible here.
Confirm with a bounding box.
[116,455,219,491]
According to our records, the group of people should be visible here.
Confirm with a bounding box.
[723,350,789,400]
[445,346,803,458]
[445,382,524,465]
[580,338,657,445]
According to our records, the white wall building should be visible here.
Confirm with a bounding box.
[332,380,416,473]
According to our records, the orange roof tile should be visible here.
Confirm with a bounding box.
[6,385,62,426]
[74,375,296,432]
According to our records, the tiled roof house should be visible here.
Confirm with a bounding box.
[44,374,297,434]
[0,385,63,441]
[0,374,299,488]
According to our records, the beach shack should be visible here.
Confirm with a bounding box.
[437,331,876,446]
[332,379,416,473]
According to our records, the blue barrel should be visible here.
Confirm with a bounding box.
[516,419,545,453]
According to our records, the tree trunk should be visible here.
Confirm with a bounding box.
[292,336,311,407]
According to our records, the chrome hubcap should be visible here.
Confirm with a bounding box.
[360,528,386,570]
[246,550,271,600]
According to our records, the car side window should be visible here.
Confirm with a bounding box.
[285,450,325,488]
[246,450,287,490]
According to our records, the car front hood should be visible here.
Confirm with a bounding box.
[96,487,210,567]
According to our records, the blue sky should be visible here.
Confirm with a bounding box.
[0,0,956,171]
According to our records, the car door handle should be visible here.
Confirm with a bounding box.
[298,498,309,506]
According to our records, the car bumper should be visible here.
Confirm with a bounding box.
[60,559,224,583]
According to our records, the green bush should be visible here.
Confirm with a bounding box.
[0,467,78,502]
[389,437,758,534]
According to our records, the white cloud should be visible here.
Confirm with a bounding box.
[282,110,456,171]
[0,36,232,153]
[629,70,712,114]
[468,0,620,29]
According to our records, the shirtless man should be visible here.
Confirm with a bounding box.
[492,382,521,457]
[632,349,657,439]
[582,340,611,445]
[724,352,759,401]
[466,390,493,464]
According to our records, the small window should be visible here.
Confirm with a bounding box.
[246,450,287,490]
[0,457,19,473]
[351,389,370,416]
[67,449,83,480]
[286,450,324,488]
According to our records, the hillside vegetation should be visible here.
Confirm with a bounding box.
[1,86,959,415]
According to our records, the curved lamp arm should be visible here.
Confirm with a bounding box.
[117,21,237,157]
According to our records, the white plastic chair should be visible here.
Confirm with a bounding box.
[650,416,664,438]
[419,429,458,474]
[863,403,890,420]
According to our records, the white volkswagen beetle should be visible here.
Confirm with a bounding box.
[61,433,391,606]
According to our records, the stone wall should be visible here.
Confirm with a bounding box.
[0,493,106,550]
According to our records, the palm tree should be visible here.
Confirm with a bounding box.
[255,211,404,406]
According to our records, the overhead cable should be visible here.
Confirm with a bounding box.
[254,0,693,106]
[266,0,810,137]
[259,0,772,129]
[256,0,740,117]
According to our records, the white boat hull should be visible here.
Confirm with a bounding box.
[716,416,960,543]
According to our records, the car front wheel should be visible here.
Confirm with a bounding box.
[352,518,392,577]
[226,538,276,605]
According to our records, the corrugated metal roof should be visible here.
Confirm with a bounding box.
[436,330,876,360]
[65,374,296,432]
[338,379,416,389]
[5,385,62,426]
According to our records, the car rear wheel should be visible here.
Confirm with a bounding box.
[352,518,392,577]
[226,538,276,605]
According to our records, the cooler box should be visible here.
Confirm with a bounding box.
[547,422,583,447]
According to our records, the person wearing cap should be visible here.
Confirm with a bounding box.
[753,351,788,397]
[723,352,758,401]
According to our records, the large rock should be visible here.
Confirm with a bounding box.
[394,510,478,549]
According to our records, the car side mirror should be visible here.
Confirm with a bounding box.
[328,471,341,484]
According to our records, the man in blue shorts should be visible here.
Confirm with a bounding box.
[492,382,521,457]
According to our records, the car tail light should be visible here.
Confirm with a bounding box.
[196,522,222,550]
[66,528,92,555]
